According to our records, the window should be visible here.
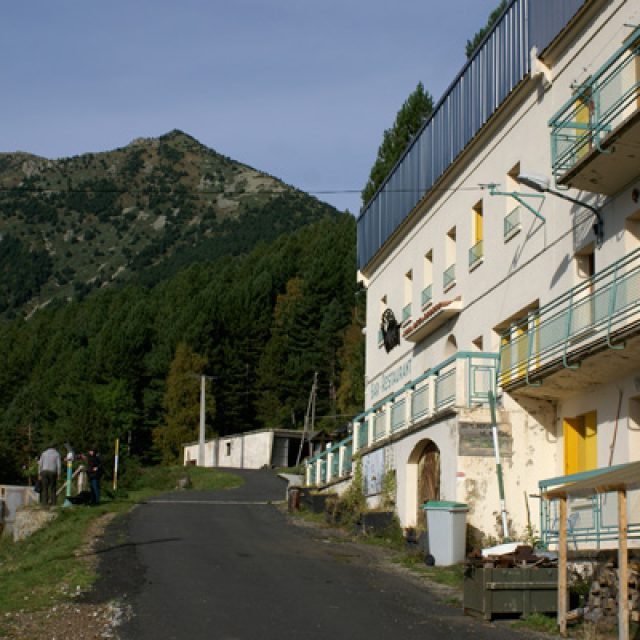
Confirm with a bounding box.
[564,411,597,475]
[403,270,413,324]
[226,442,232,456]
[378,295,387,346]
[422,251,433,308]
[469,200,483,269]
[496,303,539,385]
[504,164,522,241]
[443,227,456,291]
[573,244,595,335]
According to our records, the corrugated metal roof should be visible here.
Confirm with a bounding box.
[357,0,588,271]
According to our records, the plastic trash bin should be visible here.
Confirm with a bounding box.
[423,500,468,565]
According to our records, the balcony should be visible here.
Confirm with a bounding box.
[443,263,456,291]
[403,296,463,343]
[539,467,640,549]
[550,28,640,195]
[504,207,521,241]
[468,240,483,271]
[421,284,433,308]
[351,352,498,455]
[305,435,354,486]
[402,303,412,325]
[498,248,640,398]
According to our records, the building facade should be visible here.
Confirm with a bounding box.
[307,0,640,547]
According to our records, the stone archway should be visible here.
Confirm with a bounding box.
[408,439,441,527]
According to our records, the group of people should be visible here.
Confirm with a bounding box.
[37,445,102,507]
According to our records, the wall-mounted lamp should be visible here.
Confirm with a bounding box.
[517,173,604,248]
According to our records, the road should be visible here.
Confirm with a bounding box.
[94,470,534,639]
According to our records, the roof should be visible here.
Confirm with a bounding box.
[543,461,640,499]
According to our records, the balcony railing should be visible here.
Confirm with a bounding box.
[373,411,386,441]
[402,303,412,324]
[498,248,640,386]
[550,28,640,189]
[350,352,498,456]
[468,240,483,269]
[443,264,456,290]
[539,467,640,549]
[504,207,521,239]
[421,284,433,308]
[305,435,354,486]
[391,397,407,432]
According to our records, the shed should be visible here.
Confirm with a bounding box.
[543,461,640,639]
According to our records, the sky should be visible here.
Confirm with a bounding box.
[2,1,500,214]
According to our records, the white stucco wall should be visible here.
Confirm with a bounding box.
[359,2,640,541]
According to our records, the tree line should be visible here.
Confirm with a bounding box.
[0,212,363,481]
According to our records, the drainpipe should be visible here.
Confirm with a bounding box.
[488,390,509,541]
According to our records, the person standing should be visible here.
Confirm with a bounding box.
[38,445,61,507]
[86,448,103,505]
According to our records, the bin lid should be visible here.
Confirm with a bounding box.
[422,500,468,511]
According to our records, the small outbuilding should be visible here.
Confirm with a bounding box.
[183,428,315,470]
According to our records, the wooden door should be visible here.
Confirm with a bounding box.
[417,441,440,525]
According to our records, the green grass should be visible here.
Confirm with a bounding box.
[393,553,465,588]
[0,466,242,617]
[511,612,557,633]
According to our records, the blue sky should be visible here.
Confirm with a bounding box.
[2,1,500,213]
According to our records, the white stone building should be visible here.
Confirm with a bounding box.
[183,428,306,470]
[307,0,640,548]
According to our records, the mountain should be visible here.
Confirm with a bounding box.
[0,130,336,316]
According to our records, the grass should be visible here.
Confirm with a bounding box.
[511,612,558,634]
[0,466,242,617]
[393,552,465,588]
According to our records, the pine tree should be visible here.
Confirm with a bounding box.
[361,82,433,207]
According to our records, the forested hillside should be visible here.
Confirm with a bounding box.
[0,130,335,317]
[0,132,364,482]
[0,212,363,481]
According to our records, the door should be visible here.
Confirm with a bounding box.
[564,411,597,475]
[417,441,440,525]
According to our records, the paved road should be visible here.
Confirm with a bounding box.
[95,470,532,639]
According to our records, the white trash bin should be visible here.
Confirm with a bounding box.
[423,501,468,566]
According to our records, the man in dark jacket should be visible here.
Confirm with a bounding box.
[85,448,103,505]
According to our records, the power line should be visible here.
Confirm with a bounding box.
[0,185,484,197]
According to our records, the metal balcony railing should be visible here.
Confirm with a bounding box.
[305,435,354,486]
[421,284,433,307]
[391,398,407,432]
[373,411,386,441]
[349,352,498,456]
[468,240,483,269]
[443,264,456,289]
[499,248,640,386]
[539,467,640,549]
[550,28,640,182]
[504,207,521,239]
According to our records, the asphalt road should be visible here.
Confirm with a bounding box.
[94,470,534,640]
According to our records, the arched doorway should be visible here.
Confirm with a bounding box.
[408,439,441,526]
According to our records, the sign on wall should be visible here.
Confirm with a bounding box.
[363,448,385,496]
[458,423,513,457]
[369,358,412,401]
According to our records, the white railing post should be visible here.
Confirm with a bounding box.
[456,357,467,407]
[385,402,392,438]
[367,413,374,445]
[428,374,436,416]
[326,450,333,482]
[338,445,345,478]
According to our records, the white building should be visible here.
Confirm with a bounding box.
[183,428,306,470]
[307,0,640,548]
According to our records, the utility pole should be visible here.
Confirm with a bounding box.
[296,371,318,467]
[198,374,215,467]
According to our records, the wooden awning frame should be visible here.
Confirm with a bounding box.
[542,461,640,639]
